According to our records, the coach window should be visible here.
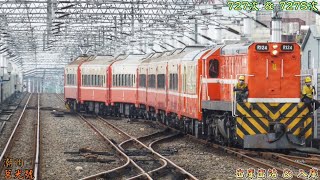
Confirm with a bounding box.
[128,74,132,87]
[66,74,69,85]
[123,74,126,86]
[148,74,155,88]
[116,74,118,86]
[121,74,124,86]
[87,75,89,86]
[126,74,129,87]
[157,74,165,89]
[102,75,104,87]
[86,75,89,86]
[133,74,136,85]
[127,74,130,86]
[120,74,122,86]
[121,74,125,86]
[131,74,134,87]
[174,74,178,91]
[209,59,219,78]
[91,75,93,86]
[72,74,74,85]
[116,75,118,86]
[82,75,84,85]
[90,75,92,86]
[139,74,146,87]
[118,74,120,87]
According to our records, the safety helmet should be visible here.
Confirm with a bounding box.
[239,75,245,81]
[305,77,312,83]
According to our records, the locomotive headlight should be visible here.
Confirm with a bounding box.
[272,50,278,56]
[272,44,278,49]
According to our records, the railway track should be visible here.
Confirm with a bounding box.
[56,94,197,180]
[138,120,320,179]
[0,93,41,180]
[57,93,320,179]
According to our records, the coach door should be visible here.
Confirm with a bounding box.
[206,59,220,100]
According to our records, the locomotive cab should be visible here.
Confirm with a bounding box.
[201,43,311,149]
[236,42,312,149]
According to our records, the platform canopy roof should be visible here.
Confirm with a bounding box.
[0,0,261,77]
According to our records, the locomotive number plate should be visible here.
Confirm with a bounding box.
[255,44,269,51]
[281,44,294,51]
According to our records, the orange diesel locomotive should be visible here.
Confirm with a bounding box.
[65,42,312,149]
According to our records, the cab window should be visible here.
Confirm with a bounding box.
[209,60,219,78]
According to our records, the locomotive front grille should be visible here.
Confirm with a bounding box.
[235,102,313,145]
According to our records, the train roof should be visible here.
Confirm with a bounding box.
[113,54,148,65]
[81,55,115,67]
[139,47,204,64]
[68,55,91,66]
[220,43,251,55]
[202,45,223,60]
[112,54,149,74]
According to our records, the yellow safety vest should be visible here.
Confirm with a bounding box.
[302,85,314,99]
[236,83,247,90]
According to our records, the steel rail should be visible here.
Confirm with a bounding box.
[0,93,32,165]
[0,93,41,180]
[260,152,318,171]
[34,93,40,180]
[184,134,301,180]
[77,114,152,180]
[140,117,319,180]
[55,94,142,180]
[98,116,198,180]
